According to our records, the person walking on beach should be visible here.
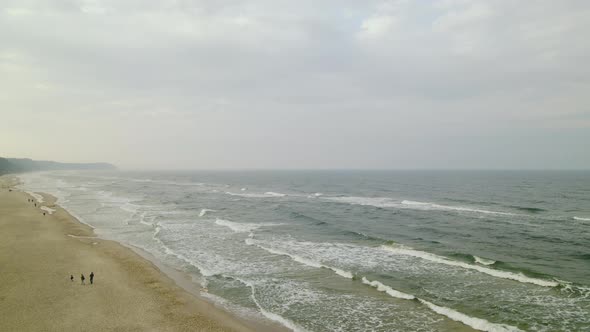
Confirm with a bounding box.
[70,275,74,282]
[81,274,85,285]
[89,272,94,285]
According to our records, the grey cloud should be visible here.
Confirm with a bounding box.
[0,0,588,169]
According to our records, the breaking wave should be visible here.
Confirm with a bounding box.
[322,196,515,216]
[418,299,523,332]
[199,209,216,217]
[381,245,557,287]
[362,277,523,331]
[246,240,354,279]
[474,256,496,266]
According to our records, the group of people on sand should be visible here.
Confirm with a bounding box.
[27,197,48,215]
[71,272,95,285]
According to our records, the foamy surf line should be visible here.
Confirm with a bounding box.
[419,299,523,332]
[199,209,216,217]
[246,242,522,331]
[225,191,287,198]
[573,216,590,221]
[361,277,523,332]
[381,246,558,287]
[474,256,496,266]
[400,200,516,216]
[322,196,516,216]
[245,240,354,279]
[215,218,284,234]
[234,276,309,332]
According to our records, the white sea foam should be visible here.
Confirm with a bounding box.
[120,202,140,214]
[199,209,216,217]
[215,218,276,233]
[418,299,524,332]
[400,200,515,215]
[241,187,247,191]
[265,191,286,197]
[362,277,523,331]
[225,191,287,198]
[381,245,558,287]
[322,196,514,216]
[236,277,308,332]
[573,216,590,221]
[40,206,56,214]
[246,241,354,279]
[26,191,44,203]
[361,277,415,299]
[474,256,496,266]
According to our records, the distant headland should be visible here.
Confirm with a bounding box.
[0,157,116,175]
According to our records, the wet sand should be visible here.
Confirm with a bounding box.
[0,175,280,332]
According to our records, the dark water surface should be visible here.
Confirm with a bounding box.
[20,170,590,332]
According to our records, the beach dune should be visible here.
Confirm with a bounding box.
[0,176,263,332]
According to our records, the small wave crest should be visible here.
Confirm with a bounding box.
[226,191,287,198]
[361,277,415,299]
[381,245,557,287]
[215,219,281,234]
[246,240,354,279]
[322,196,514,216]
[418,299,524,332]
[199,209,216,217]
[400,200,515,216]
[231,276,309,332]
[573,216,590,221]
[362,277,521,332]
[474,256,496,266]
[361,277,523,331]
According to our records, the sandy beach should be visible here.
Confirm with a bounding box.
[0,175,275,332]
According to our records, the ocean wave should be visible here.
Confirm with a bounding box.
[362,277,523,331]
[474,256,496,266]
[246,240,354,279]
[573,216,590,221]
[322,196,515,216]
[226,191,287,198]
[234,277,309,332]
[215,219,281,234]
[381,245,558,287]
[199,209,216,217]
[361,277,415,299]
[418,299,523,332]
[400,200,515,216]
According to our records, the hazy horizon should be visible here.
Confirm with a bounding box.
[2,1,589,170]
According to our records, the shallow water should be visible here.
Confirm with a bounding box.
[19,170,590,331]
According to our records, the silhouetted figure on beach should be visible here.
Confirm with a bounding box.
[43,212,46,216]
[70,275,74,282]
[90,272,94,285]
[81,274,85,285]
[34,203,37,207]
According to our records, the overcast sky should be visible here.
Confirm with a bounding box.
[1,0,589,169]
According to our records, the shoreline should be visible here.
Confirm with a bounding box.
[0,175,287,332]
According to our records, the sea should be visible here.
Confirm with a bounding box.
[17,170,590,332]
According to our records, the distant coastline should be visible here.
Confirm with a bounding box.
[0,157,116,175]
